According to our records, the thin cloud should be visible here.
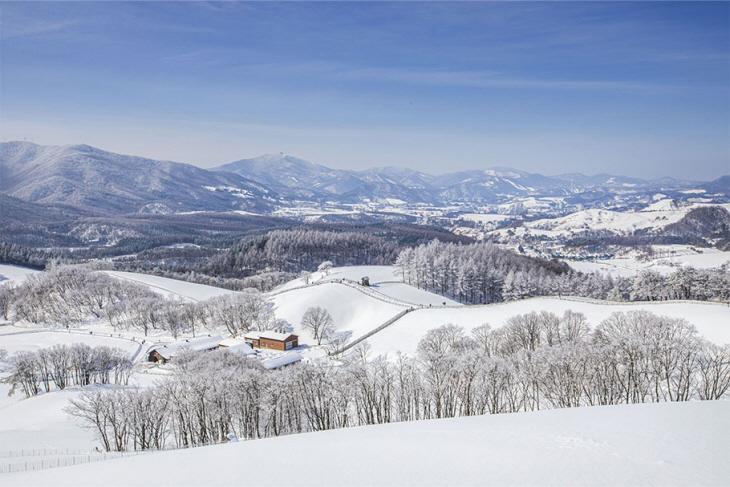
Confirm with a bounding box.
[339,67,674,93]
[0,19,81,39]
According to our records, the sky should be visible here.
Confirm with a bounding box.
[1,1,728,180]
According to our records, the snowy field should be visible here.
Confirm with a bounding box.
[0,328,141,356]
[0,263,40,286]
[0,386,103,452]
[88,268,730,355]
[275,265,460,306]
[269,282,407,345]
[104,271,236,302]
[566,245,730,278]
[5,400,728,486]
[366,297,730,356]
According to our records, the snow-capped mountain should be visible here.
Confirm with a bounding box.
[216,153,727,204]
[2,143,727,218]
[0,142,278,215]
[214,153,364,198]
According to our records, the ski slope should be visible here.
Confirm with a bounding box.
[5,401,728,486]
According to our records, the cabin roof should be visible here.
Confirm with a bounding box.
[245,331,297,342]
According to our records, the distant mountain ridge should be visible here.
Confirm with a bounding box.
[0,141,278,215]
[214,152,725,204]
[1,142,727,217]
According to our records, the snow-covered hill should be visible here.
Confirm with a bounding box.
[0,263,40,287]
[104,266,730,354]
[0,142,278,214]
[6,401,729,486]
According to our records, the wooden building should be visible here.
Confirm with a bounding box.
[244,331,298,351]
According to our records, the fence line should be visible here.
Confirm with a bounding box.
[0,440,222,474]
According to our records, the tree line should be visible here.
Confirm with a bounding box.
[218,228,403,273]
[2,344,132,398]
[66,309,729,452]
[1,265,285,339]
[394,240,730,304]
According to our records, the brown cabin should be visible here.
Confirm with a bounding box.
[244,331,299,351]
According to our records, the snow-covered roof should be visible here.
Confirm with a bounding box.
[259,331,297,341]
[221,341,256,356]
[262,352,303,370]
[151,335,223,360]
[245,331,297,342]
[219,338,247,347]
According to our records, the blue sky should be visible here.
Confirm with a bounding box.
[1,1,728,180]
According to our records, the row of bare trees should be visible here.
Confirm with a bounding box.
[67,309,729,452]
[2,265,284,339]
[3,344,132,398]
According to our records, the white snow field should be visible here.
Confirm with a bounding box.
[269,282,407,345]
[366,298,730,356]
[521,203,730,238]
[96,267,728,354]
[567,245,730,278]
[0,263,40,286]
[5,400,729,486]
[104,270,236,302]
[274,265,460,306]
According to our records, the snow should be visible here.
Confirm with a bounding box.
[314,265,401,284]
[0,386,103,453]
[5,401,728,486]
[150,335,224,360]
[103,271,236,302]
[365,297,730,356]
[269,282,407,345]
[274,266,458,307]
[261,352,303,369]
[370,282,461,306]
[528,208,686,234]
[641,198,681,212]
[219,338,256,356]
[458,213,512,224]
[0,330,143,452]
[567,245,730,277]
[0,264,40,287]
[0,327,141,357]
[259,331,296,341]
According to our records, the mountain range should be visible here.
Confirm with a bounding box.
[1,142,728,217]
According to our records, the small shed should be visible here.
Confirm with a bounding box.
[244,331,298,351]
[148,335,224,363]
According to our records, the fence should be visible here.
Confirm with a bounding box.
[0,441,223,474]
[0,448,144,474]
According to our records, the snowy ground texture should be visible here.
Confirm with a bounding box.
[5,401,728,486]
[0,263,40,286]
[2,264,730,485]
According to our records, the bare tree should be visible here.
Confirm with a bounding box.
[301,306,335,345]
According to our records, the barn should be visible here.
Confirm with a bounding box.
[244,331,299,351]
